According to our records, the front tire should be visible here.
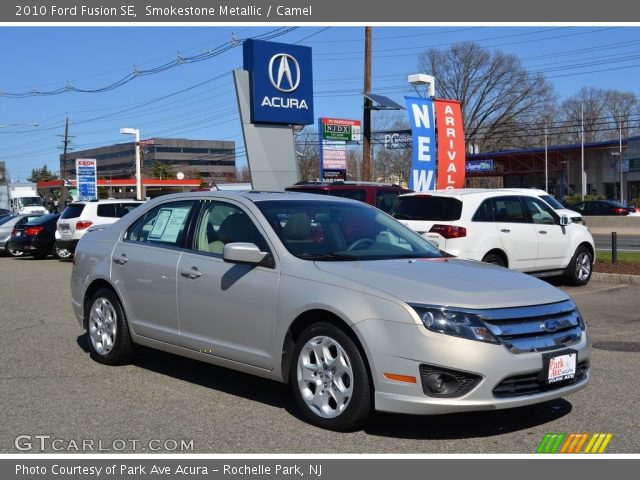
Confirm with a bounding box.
[86,288,133,365]
[291,322,372,431]
[564,245,593,286]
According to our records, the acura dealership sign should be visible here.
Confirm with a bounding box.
[243,39,314,125]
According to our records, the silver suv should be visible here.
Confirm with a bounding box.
[71,192,589,430]
[56,199,143,256]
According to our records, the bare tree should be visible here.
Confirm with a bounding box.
[604,90,639,139]
[417,42,556,152]
[559,87,607,143]
[294,126,320,181]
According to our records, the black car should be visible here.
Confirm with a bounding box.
[8,213,61,259]
[0,208,12,217]
[570,200,633,216]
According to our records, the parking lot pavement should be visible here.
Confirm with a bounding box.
[1,256,639,453]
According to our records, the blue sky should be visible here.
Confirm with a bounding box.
[1,26,639,181]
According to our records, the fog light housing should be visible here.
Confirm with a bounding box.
[419,365,482,398]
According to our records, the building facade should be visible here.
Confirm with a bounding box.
[60,138,236,186]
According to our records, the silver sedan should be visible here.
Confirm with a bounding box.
[71,192,589,430]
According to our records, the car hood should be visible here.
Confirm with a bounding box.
[314,257,569,309]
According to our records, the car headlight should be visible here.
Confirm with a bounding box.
[410,305,499,344]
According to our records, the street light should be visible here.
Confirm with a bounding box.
[119,127,143,200]
[408,73,435,98]
[0,122,39,128]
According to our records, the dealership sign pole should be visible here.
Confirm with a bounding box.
[405,97,436,191]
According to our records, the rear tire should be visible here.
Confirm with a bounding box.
[54,244,72,259]
[86,288,133,365]
[7,247,24,257]
[482,252,507,267]
[564,246,593,286]
[290,322,372,431]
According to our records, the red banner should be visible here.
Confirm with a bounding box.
[435,100,466,189]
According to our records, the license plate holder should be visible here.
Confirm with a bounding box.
[542,349,577,385]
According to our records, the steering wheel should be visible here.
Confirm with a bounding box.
[346,238,375,251]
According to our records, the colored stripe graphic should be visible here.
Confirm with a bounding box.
[538,433,613,453]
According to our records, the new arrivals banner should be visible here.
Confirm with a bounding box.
[435,99,466,189]
[405,97,436,191]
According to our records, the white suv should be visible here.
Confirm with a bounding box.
[56,199,143,256]
[391,189,595,285]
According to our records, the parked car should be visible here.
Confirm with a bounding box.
[8,213,61,259]
[0,208,12,217]
[504,189,583,223]
[71,191,589,430]
[0,214,44,256]
[391,189,596,285]
[285,181,411,213]
[56,199,144,256]
[570,199,634,216]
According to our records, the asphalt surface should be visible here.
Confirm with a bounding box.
[1,256,639,454]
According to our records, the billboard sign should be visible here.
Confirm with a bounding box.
[320,118,361,142]
[383,132,412,150]
[405,97,436,191]
[76,158,97,201]
[320,140,347,180]
[243,39,314,125]
[435,100,466,189]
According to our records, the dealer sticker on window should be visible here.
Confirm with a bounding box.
[547,352,577,384]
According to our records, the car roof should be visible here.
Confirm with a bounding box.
[399,188,551,199]
[135,190,369,206]
[69,199,145,205]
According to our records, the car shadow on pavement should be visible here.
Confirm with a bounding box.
[365,399,573,439]
[76,336,574,439]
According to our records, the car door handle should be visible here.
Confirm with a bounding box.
[112,254,128,265]
[500,228,510,233]
[539,230,548,234]
[180,267,202,279]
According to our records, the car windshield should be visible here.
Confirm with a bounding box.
[540,195,565,210]
[256,199,443,261]
[19,197,43,207]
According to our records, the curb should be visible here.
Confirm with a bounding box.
[592,272,640,285]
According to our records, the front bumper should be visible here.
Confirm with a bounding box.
[354,319,590,415]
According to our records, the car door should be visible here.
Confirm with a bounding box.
[492,196,538,271]
[521,196,570,269]
[176,199,279,370]
[109,199,198,344]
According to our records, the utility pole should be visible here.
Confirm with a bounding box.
[544,125,548,193]
[57,117,72,212]
[362,26,372,182]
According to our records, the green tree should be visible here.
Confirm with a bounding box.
[27,164,58,183]
[150,162,173,180]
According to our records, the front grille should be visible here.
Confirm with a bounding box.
[493,361,589,398]
[478,300,584,354]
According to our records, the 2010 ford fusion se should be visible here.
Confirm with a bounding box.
[71,191,589,430]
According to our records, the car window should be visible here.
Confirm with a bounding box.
[120,203,142,216]
[492,196,527,223]
[540,194,564,210]
[522,197,557,224]
[391,196,462,221]
[60,204,85,219]
[328,188,366,202]
[472,199,494,222]
[125,200,196,248]
[192,201,269,255]
[375,190,400,213]
[571,202,585,213]
[97,204,118,218]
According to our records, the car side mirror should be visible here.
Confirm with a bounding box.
[223,242,268,265]
[559,215,569,226]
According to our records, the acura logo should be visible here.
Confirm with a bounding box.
[268,53,301,93]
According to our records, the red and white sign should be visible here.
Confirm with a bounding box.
[435,100,466,189]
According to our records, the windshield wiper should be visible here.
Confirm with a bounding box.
[297,252,359,261]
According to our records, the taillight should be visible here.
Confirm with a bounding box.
[25,226,44,236]
[613,208,626,215]
[11,229,16,236]
[76,221,93,230]
[429,224,467,239]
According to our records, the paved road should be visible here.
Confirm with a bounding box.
[593,233,640,252]
[1,256,638,453]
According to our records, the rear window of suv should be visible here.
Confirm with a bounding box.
[391,196,463,221]
[60,204,85,219]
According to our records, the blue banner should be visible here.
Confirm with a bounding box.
[405,97,436,191]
